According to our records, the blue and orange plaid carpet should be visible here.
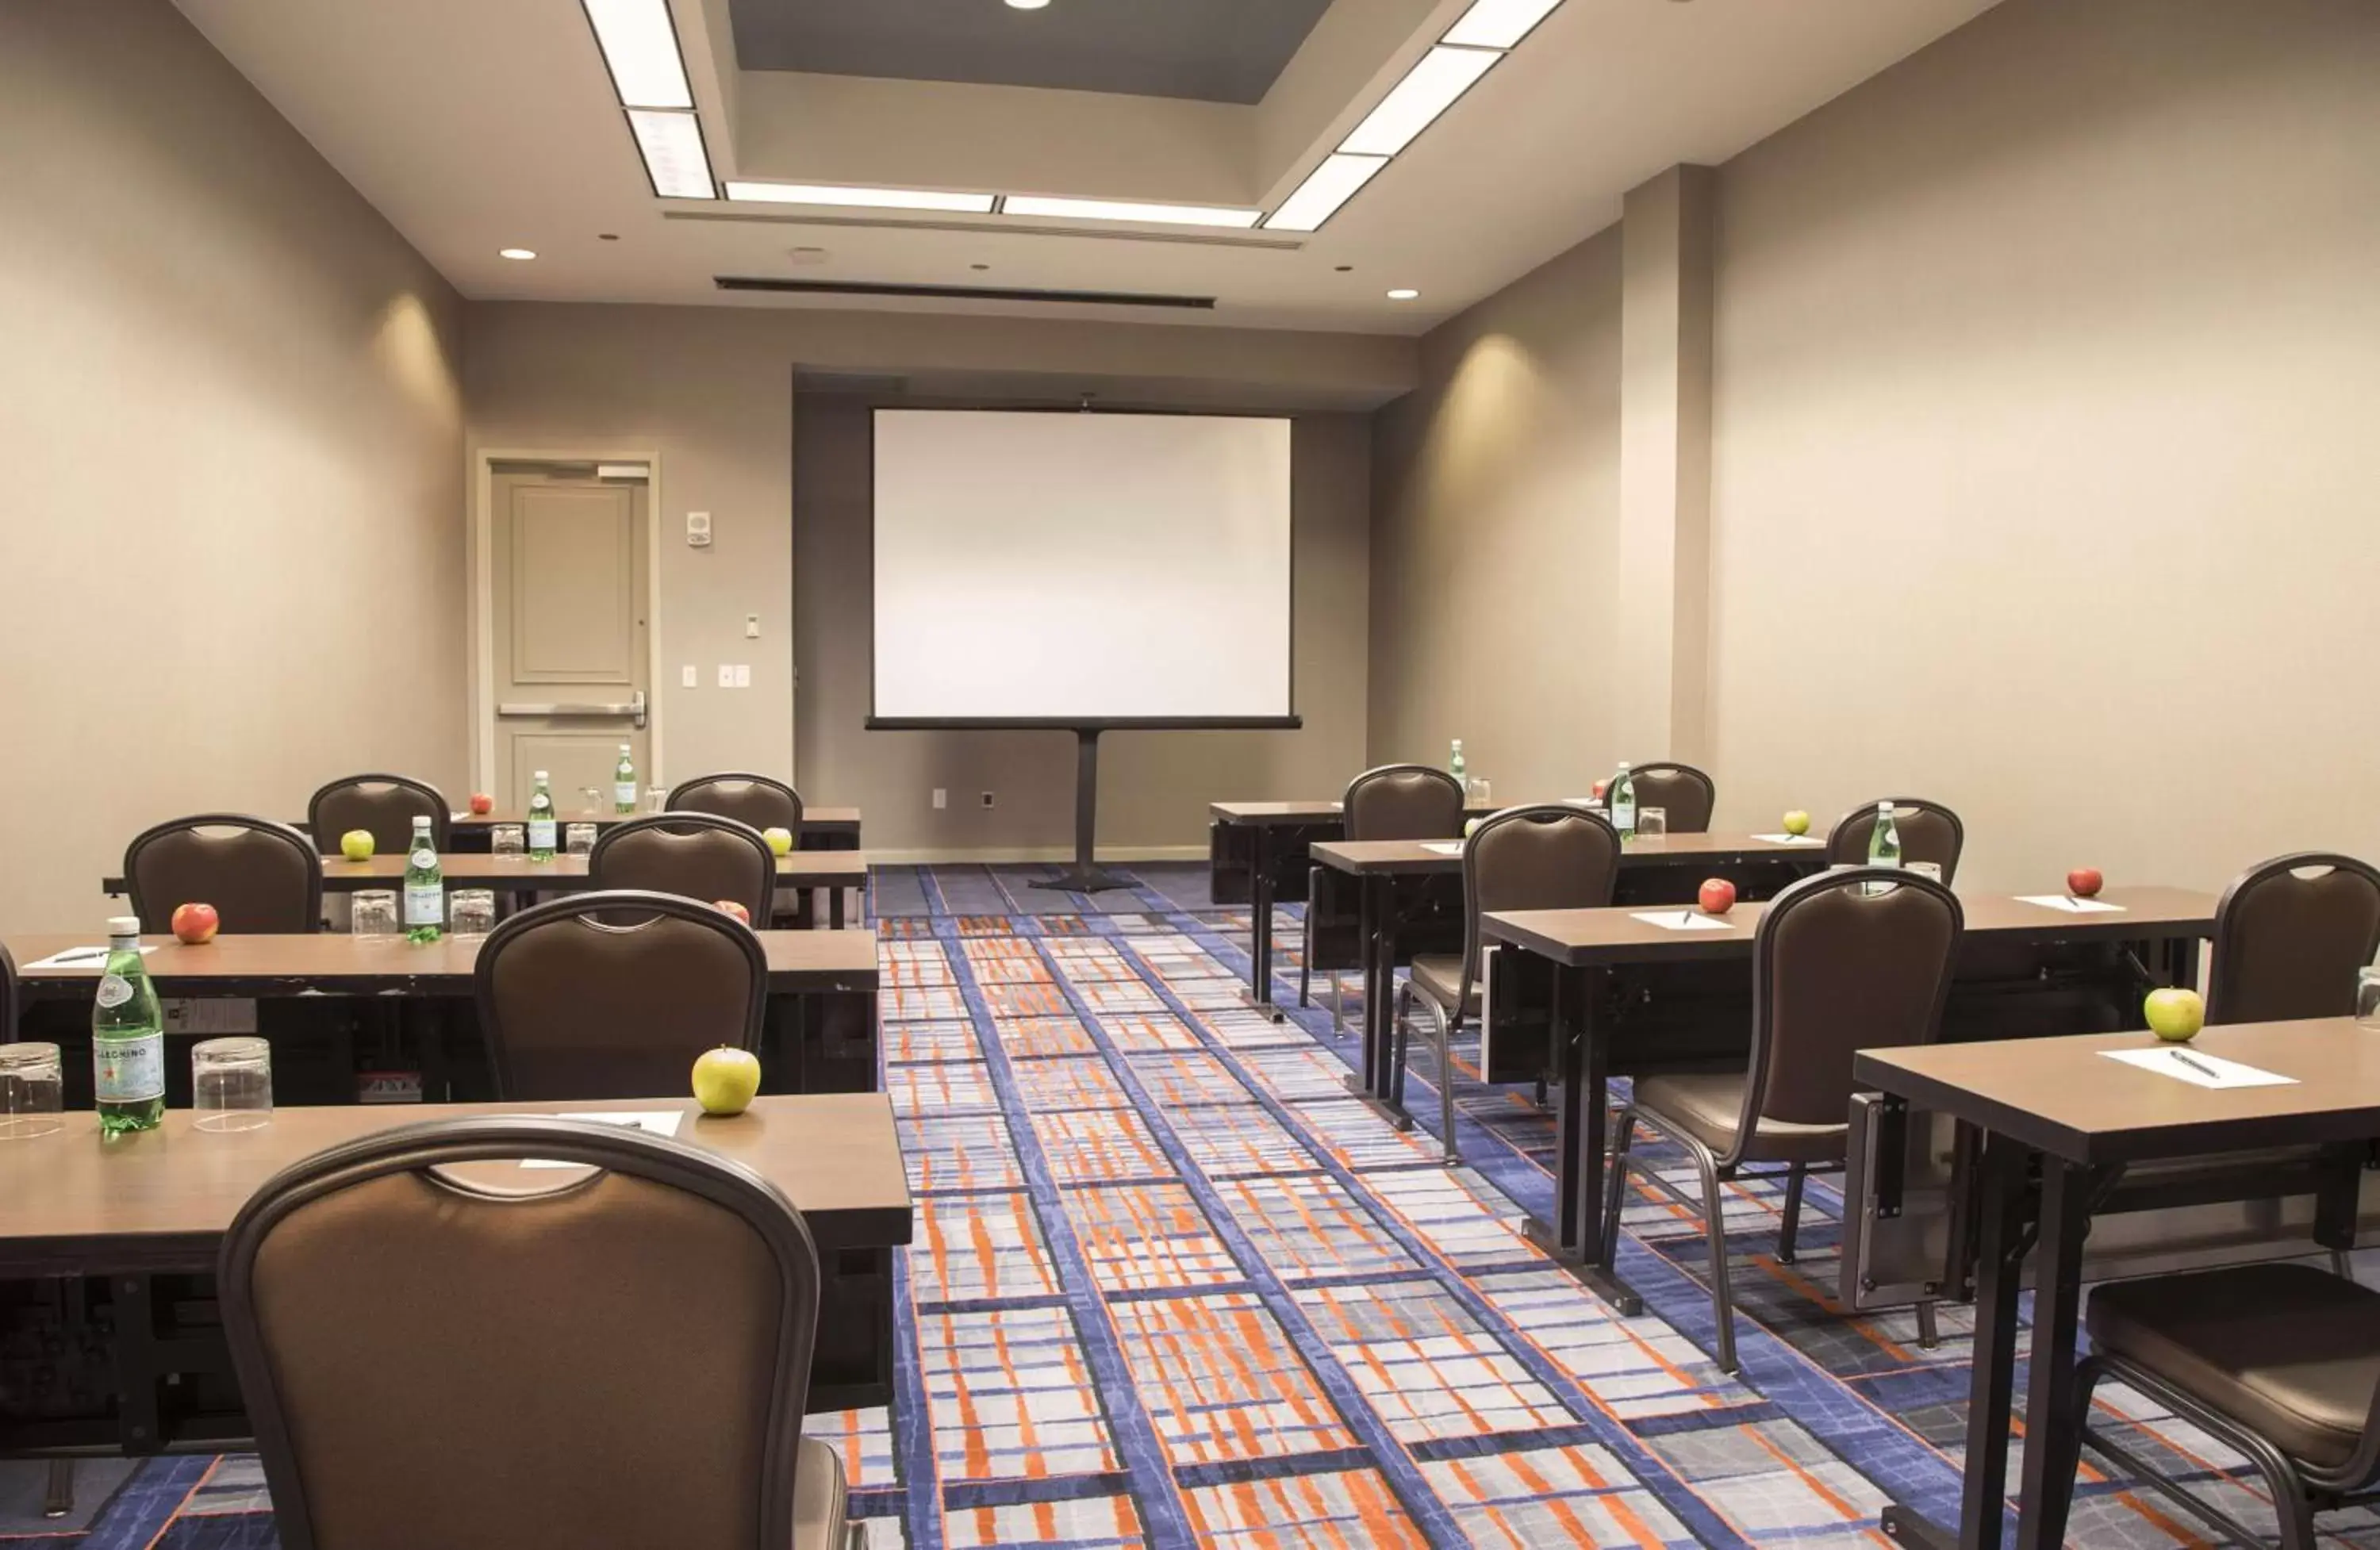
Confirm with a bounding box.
[6,863,2370,1547]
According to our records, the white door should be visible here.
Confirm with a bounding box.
[490,464,652,813]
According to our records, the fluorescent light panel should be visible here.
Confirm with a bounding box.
[1443,0,1564,49]
[724,182,995,213]
[1001,195,1262,229]
[1338,45,1499,158]
[1263,154,1388,232]
[628,109,714,199]
[582,0,693,109]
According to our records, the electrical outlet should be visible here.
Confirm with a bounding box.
[980,791,996,810]
[932,788,947,810]
[717,664,735,688]
[732,663,750,688]
[681,665,697,689]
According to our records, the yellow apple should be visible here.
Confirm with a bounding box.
[2144,988,2205,1042]
[1782,811,1812,838]
[762,827,793,857]
[340,829,375,861]
[692,1046,762,1115]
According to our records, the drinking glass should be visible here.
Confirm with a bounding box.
[1909,861,1944,884]
[449,888,497,938]
[1635,808,1668,839]
[2358,967,2380,1030]
[645,785,668,815]
[490,823,526,857]
[193,1037,272,1132]
[578,785,603,815]
[565,823,599,857]
[0,1043,64,1141]
[351,891,399,938]
[1465,776,1493,805]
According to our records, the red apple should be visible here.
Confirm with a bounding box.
[2067,867,2104,899]
[171,902,219,945]
[1698,877,1737,916]
[468,792,495,815]
[715,899,751,925]
[1591,778,1610,800]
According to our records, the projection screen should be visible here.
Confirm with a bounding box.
[869,410,1296,725]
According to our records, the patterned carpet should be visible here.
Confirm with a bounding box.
[6,862,2372,1547]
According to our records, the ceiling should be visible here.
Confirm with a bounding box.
[171,0,2001,336]
[727,0,1334,105]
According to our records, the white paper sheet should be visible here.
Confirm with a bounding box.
[1419,841,1465,857]
[1750,833,1825,846]
[2100,1047,2297,1089]
[2014,895,2127,914]
[1628,910,1737,933]
[24,945,157,971]
[520,1109,688,1168]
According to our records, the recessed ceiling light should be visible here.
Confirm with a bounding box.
[1444,0,1564,48]
[1388,289,1419,301]
[724,182,995,213]
[580,0,693,109]
[1003,195,1262,228]
[1006,0,1051,8]
[499,248,537,260]
[628,109,715,199]
[1263,153,1388,233]
[1339,46,1499,158]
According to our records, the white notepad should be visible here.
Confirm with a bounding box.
[2014,895,2127,914]
[24,945,156,971]
[1629,910,1737,933]
[1419,841,1466,857]
[520,1109,687,1168]
[2100,1047,2297,1089]
[1751,833,1825,846]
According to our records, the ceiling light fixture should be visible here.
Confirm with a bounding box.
[1002,195,1262,228]
[1388,289,1419,300]
[1006,0,1052,8]
[580,0,693,109]
[1263,153,1388,232]
[724,182,996,213]
[1443,0,1565,49]
[499,248,537,260]
[628,109,715,199]
[1338,46,1500,158]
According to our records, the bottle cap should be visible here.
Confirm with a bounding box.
[412,815,432,829]
[534,769,549,780]
[1617,761,1631,771]
[107,915,140,937]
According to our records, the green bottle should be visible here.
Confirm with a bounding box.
[94,915,165,1136]
[1609,762,1637,838]
[1449,739,1466,786]
[613,743,638,815]
[1868,801,1903,868]
[403,815,443,943]
[527,769,557,861]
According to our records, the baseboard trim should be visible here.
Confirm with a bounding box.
[866,845,1209,866]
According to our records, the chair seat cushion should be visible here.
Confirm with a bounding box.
[1632,1072,1848,1165]
[793,1436,847,1548]
[2087,1262,2380,1471]
[1408,955,1479,1016]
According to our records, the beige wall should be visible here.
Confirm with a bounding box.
[1368,229,1625,798]
[0,0,464,934]
[1706,0,2380,892]
[793,398,1372,857]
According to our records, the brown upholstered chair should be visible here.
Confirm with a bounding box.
[1606,866,1964,1372]
[1600,762,1716,834]
[668,773,803,842]
[2209,853,2380,1025]
[1394,805,1621,1162]
[588,813,777,925]
[2076,1263,2380,1550]
[123,815,322,934]
[474,892,766,1100]
[1825,797,1964,882]
[1300,765,1467,1034]
[305,774,448,856]
[0,940,17,1042]
[218,1117,845,1550]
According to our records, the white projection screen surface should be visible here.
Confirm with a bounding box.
[871,410,1296,723]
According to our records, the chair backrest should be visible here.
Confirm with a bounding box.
[218,1117,821,1550]
[1736,867,1964,1158]
[2208,853,2380,1025]
[1457,805,1622,1007]
[1607,762,1716,834]
[0,940,17,1042]
[588,814,777,923]
[1826,797,1965,882]
[1342,764,1464,842]
[667,773,803,841]
[305,774,448,856]
[124,815,322,934]
[474,892,767,1100]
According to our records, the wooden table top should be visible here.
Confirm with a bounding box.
[1855,1019,2380,1165]
[105,850,870,896]
[6,928,879,995]
[0,1094,912,1273]
[1311,831,1832,877]
[296,807,862,834]
[1483,885,2217,966]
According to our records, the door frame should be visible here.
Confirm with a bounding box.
[466,446,666,797]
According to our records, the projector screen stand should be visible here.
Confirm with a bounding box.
[1030,728,1134,894]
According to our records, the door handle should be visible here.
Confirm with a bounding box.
[497,689,647,731]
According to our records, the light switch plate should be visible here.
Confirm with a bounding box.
[681,665,697,689]
[717,665,735,688]
[686,512,712,547]
[732,663,751,688]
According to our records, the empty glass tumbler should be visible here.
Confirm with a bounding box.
[193,1036,272,1132]
[351,891,399,938]
[1635,808,1668,839]
[0,1043,64,1141]
[449,888,497,938]
[565,823,599,857]
[490,824,527,857]
[2358,967,2380,1029]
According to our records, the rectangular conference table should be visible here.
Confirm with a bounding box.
[1854,1019,2380,1549]
[297,805,864,850]
[1479,885,2217,1313]
[0,1094,913,1455]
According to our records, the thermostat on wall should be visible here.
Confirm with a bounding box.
[686,511,712,547]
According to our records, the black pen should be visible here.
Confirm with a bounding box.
[2168,1048,2222,1080]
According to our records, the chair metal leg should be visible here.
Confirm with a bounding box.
[1776,1163,1806,1264]
[2333,1249,2355,1280]
[1690,1139,1739,1373]
[1426,999,1459,1165]
[1390,981,1412,1110]
[1601,1106,1638,1271]
[1298,942,1311,1007]
[1330,973,1344,1038]
[1532,1075,1548,1110]
[1914,1299,1940,1350]
[42,1459,73,1518]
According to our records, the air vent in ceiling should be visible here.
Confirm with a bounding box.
[714,276,1215,310]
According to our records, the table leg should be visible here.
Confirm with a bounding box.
[831,887,846,930]
[1522,965,1641,1312]
[2016,1157,2090,1550]
[1248,824,1277,1011]
[1344,873,1409,1128]
[1524,958,1583,1264]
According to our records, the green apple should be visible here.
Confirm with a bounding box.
[1464,817,1482,838]
[2144,987,2205,1042]
[340,829,375,861]
[1782,811,1812,837]
[762,826,794,857]
[692,1046,762,1115]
